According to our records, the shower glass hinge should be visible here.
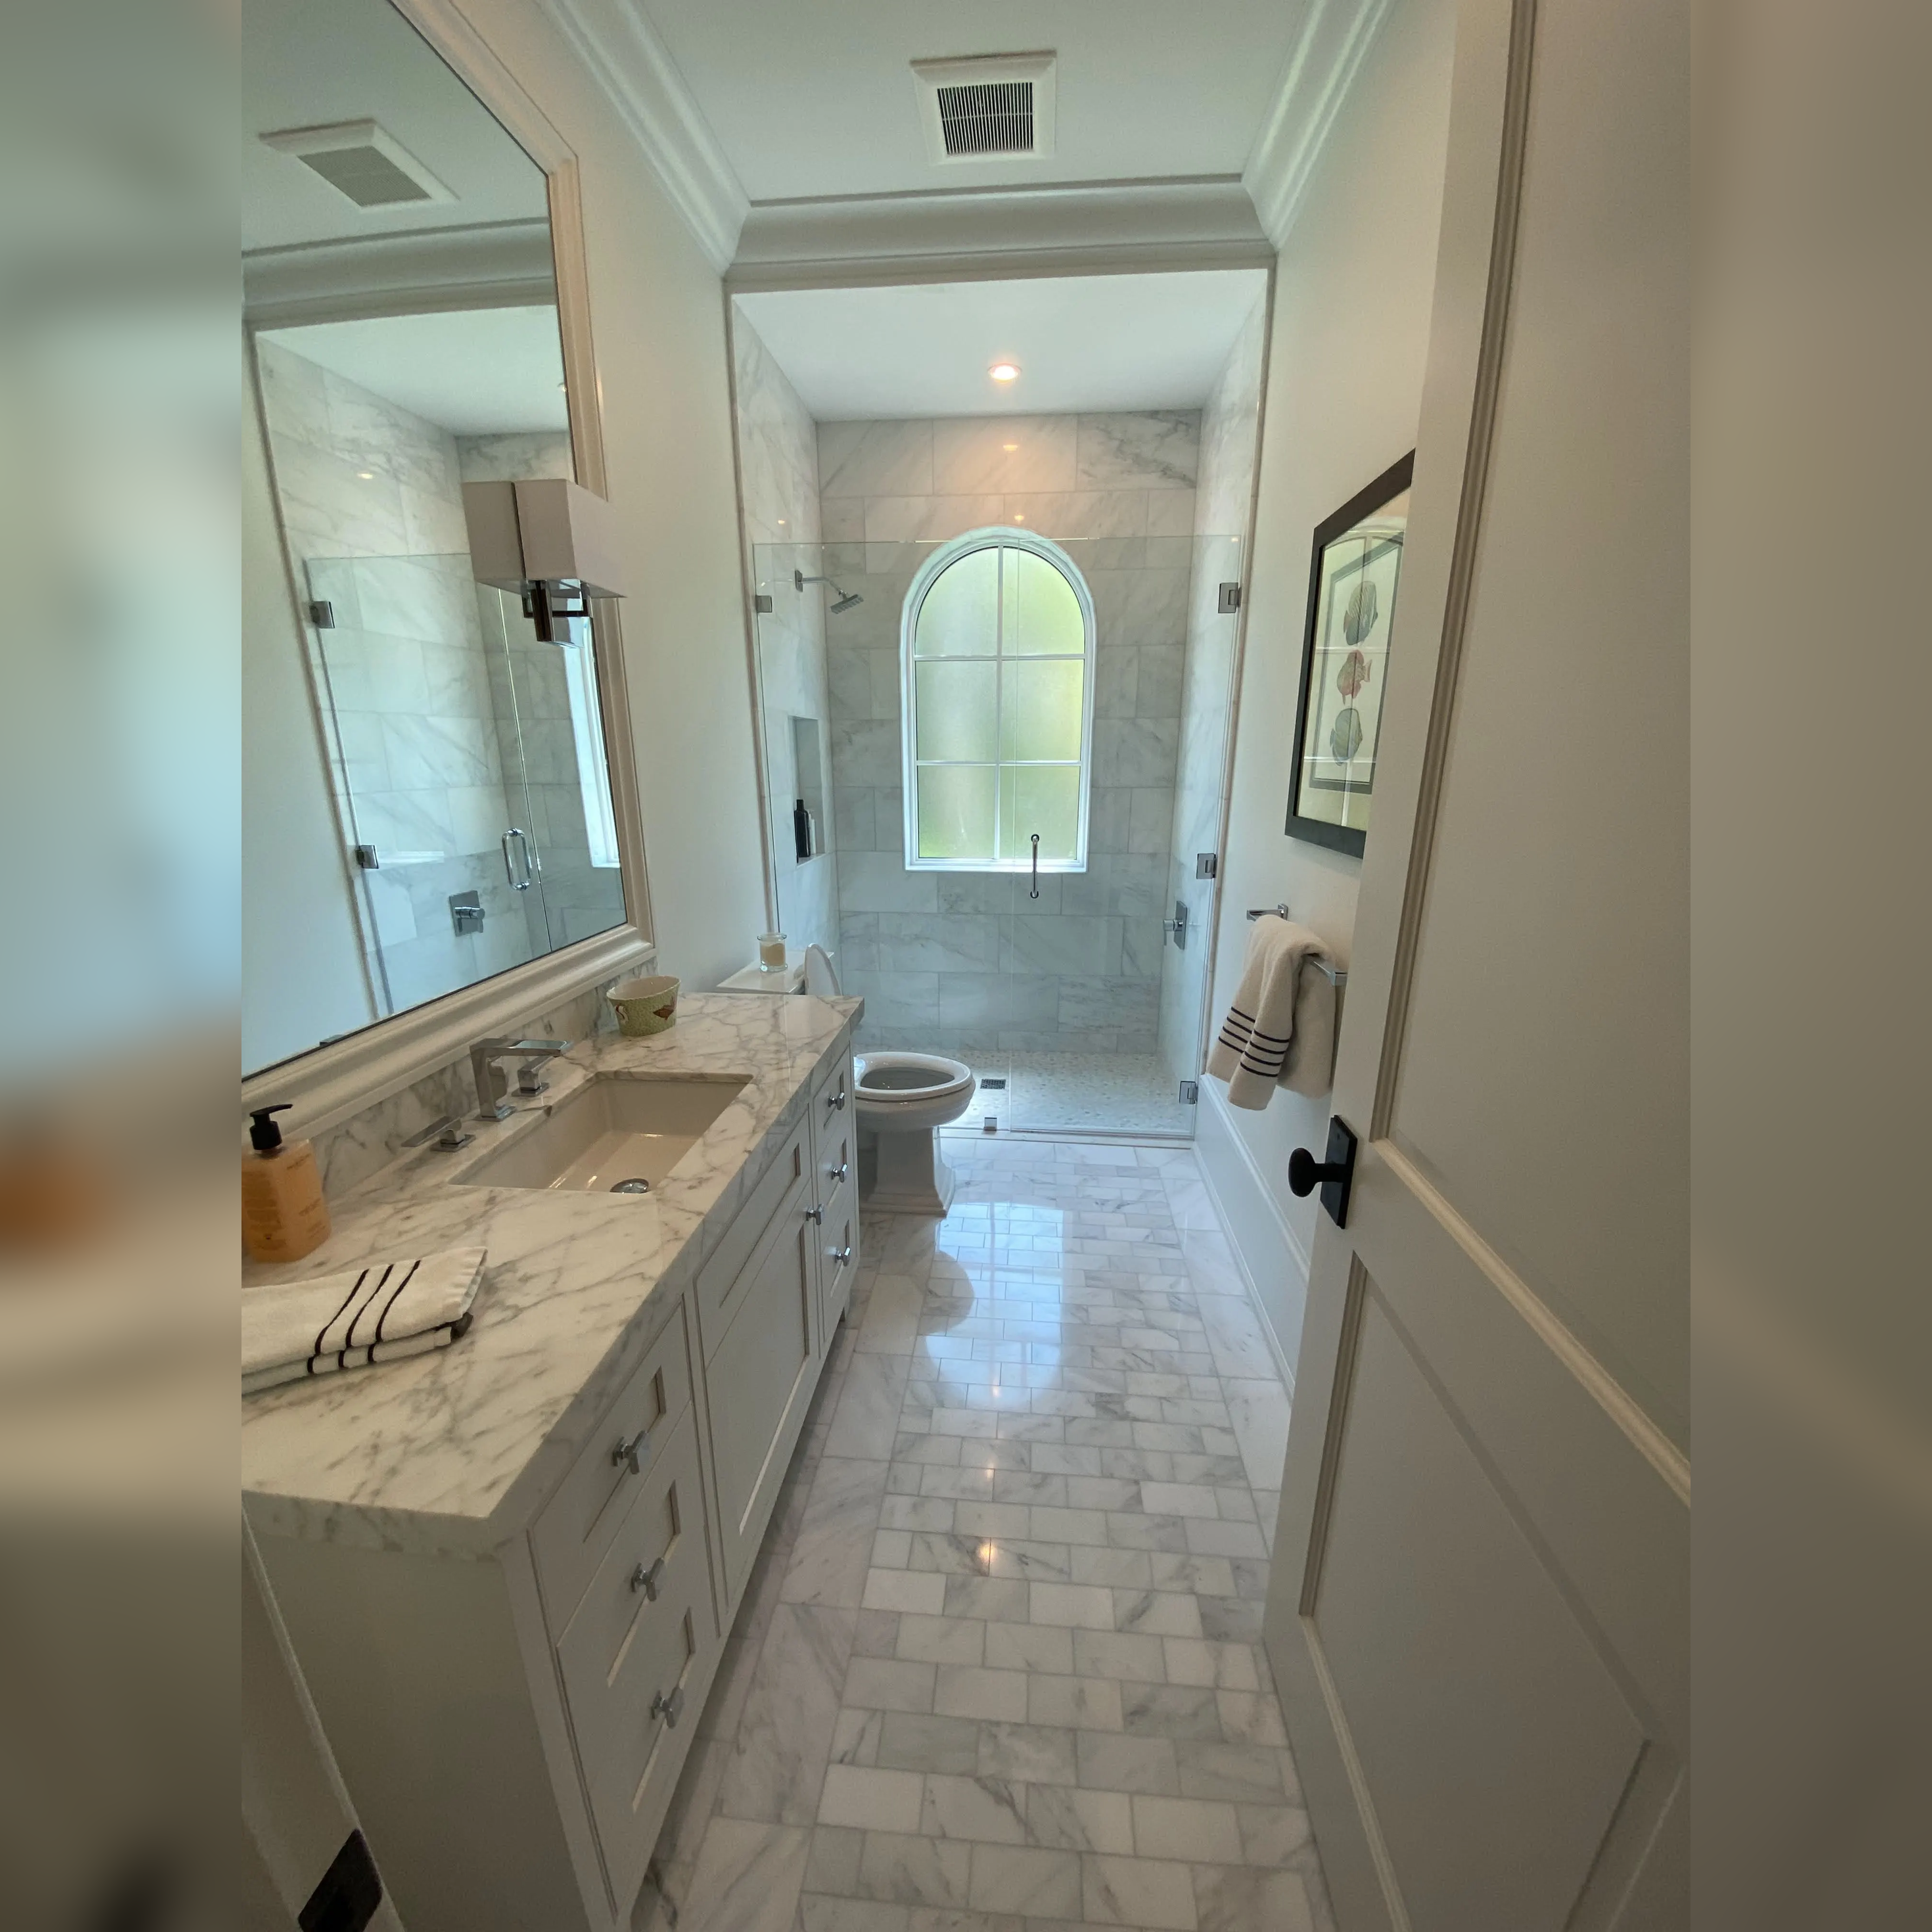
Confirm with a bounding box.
[352,844,379,869]
[1178,1080,1200,1105]
[1194,852,1217,880]
[1217,583,1241,614]
[754,593,774,614]
[307,599,336,628]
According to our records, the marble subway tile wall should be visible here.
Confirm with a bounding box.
[259,339,547,1015]
[818,413,1202,1056]
[734,314,840,960]
[1160,300,1269,1083]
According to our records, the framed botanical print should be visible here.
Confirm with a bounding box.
[1286,453,1415,857]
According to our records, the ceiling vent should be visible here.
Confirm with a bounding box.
[259,120,456,210]
[912,53,1057,164]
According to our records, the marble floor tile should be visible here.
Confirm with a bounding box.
[649,1136,1332,1932]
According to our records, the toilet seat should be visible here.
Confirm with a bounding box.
[854,1052,974,1107]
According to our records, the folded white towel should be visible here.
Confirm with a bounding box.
[1206,917,1338,1108]
[243,1248,486,1396]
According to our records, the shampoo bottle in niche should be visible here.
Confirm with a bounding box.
[242,1104,331,1264]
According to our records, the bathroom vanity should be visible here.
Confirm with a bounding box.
[242,994,861,1932]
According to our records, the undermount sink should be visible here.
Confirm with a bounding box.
[460,1075,749,1195]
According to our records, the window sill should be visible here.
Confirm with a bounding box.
[902,861,1090,875]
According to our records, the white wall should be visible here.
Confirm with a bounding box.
[242,397,377,1072]
[1200,0,1459,1374]
[449,0,767,994]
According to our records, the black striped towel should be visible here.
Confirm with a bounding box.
[243,1248,486,1395]
[1205,916,1337,1109]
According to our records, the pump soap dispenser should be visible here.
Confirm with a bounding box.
[242,1104,331,1265]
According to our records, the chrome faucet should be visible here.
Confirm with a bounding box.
[470,1037,571,1120]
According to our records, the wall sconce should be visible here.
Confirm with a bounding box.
[462,478,629,642]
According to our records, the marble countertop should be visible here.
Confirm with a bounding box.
[241,992,860,1559]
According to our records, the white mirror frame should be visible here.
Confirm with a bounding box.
[241,0,655,1140]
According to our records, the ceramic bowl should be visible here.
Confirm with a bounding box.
[608,974,679,1036]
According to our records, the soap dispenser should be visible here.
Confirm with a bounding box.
[242,1104,331,1264]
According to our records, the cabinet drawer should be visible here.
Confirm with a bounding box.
[533,1300,692,1625]
[696,1120,807,1360]
[811,1051,854,1150]
[557,1407,710,1911]
[814,1083,857,1207]
[819,1181,858,1334]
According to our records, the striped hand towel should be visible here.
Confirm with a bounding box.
[243,1248,486,1396]
[1205,917,1338,1108]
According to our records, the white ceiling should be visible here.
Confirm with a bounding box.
[243,0,548,253]
[258,308,570,436]
[640,0,1313,202]
[736,270,1268,418]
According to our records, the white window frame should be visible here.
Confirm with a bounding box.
[900,527,1097,874]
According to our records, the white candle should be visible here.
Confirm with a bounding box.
[758,933,787,971]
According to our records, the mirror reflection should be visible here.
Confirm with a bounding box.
[243,0,625,1077]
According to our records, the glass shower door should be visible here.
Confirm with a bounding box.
[475,582,627,954]
[1155,532,1247,1120]
[300,554,621,1018]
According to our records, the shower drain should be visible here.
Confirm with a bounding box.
[609,1178,652,1194]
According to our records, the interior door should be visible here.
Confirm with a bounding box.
[1264,0,1688,1926]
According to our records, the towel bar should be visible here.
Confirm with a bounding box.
[1244,904,1348,986]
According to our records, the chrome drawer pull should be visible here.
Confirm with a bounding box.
[830,1245,853,1267]
[612,1429,650,1475]
[631,1555,666,1601]
[804,1202,823,1225]
[651,1684,685,1729]
[828,1161,849,1184]
[826,1083,847,1114]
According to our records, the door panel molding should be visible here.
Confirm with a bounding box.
[1376,1140,1690,1503]
[1369,0,1539,1141]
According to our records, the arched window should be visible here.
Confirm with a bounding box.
[901,529,1095,872]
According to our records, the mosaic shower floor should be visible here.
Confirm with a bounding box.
[966,1055,1197,1138]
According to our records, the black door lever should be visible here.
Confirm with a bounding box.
[1288,1117,1358,1228]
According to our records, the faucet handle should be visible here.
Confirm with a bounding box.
[405,1114,474,1152]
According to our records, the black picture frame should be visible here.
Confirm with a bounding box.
[1284,452,1416,857]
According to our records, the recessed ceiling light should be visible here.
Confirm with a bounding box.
[988,362,1020,383]
[1002,442,1018,451]
[357,471,375,480]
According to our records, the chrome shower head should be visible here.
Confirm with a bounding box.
[794,569,862,614]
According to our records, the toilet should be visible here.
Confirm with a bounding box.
[799,947,974,1214]
[852,1051,977,1214]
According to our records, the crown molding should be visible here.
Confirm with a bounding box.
[242,220,557,328]
[530,0,749,273]
[1244,0,1398,248]
[726,177,1272,292]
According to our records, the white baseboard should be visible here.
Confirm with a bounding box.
[1193,1081,1310,1397]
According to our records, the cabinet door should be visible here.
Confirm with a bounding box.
[705,1182,819,1607]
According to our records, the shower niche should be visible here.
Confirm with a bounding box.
[790,714,826,861]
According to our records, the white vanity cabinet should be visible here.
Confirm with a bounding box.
[252,1038,862,1932]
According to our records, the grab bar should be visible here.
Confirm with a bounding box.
[1245,904,1348,986]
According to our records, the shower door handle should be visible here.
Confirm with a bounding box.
[502,829,533,891]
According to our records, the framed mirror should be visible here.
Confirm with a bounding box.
[242,0,649,1110]
[1285,452,1413,857]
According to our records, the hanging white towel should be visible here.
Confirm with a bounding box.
[243,1248,486,1395]
[1206,917,1338,1108]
